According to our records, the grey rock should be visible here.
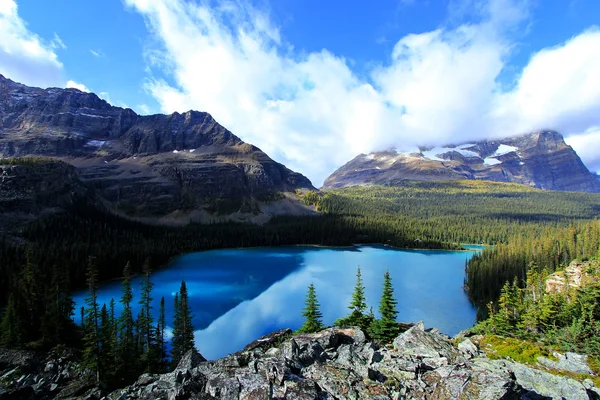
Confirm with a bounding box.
[205,372,240,400]
[538,351,593,375]
[282,379,319,400]
[457,338,478,358]
[242,328,292,353]
[509,361,589,400]
[583,378,595,390]
[393,321,461,362]
[176,349,207,370]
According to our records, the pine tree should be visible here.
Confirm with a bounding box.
[334,267,372,332]
[298,283,324,333]
[370,271,400,343]
[99,303,116,386]
[1,291,24,347]
[20,249,44,341]
[82,257,101,384]
[42,264,76,346]
[171,281,195,367]
[138,259,155,372]
[117,262,136,383]
[155,296,168,372]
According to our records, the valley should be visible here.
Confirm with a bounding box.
[2,77,600,399]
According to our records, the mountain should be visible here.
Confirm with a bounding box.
[323,131,600,193]
[0,75,314,222]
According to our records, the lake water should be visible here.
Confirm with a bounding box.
[73,245,478,360]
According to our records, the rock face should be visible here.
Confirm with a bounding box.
[323,131,600,193]
[0,74,314,221]
[105,324,599,400]
[3,325,600,399]
[0,159,88,240]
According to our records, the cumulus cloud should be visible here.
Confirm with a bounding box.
[66,80,90,92]
[0,0,64,88]
[125,0,600,185]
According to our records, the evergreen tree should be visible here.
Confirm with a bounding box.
[41,264,76,346]
[171,281,195,367]
[82,257,101,384]
[155,296,168,372]
[370,271,400,343]
[297,283,324,334]
[138,259,155,372]
[20,249,44,342]
[334,267,373,332]
[1,291,24,347]
[117,262,136,384]
[99,304,117,386]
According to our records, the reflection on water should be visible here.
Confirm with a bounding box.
[74,245,477,360]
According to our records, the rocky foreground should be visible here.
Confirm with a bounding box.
[2,323,600,399]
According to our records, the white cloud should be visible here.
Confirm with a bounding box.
[66,80,90,92]
[566,127,600,174]
[126,0,600,186]
[136,103,151,115]
[51,33,66,49]
[90,49,104,58]
[0,0,64,88]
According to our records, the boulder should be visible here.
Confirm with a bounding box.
[457,338,478,358]
[242,328,292,353]
[393,321,461,363]
[509,361,589,400]
[177,349,207,370]
[537,351,593,375]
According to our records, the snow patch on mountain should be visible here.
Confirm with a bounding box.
[491,144,518,157]
[421,144,480,161]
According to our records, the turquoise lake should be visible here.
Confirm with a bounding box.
[73,245,479,360]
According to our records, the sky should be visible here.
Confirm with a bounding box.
[1,0,600,186]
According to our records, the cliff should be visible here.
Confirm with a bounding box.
[0,74,314,222]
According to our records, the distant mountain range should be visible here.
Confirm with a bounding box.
[323,131,600,193]
[0,74,315,223]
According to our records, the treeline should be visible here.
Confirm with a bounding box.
[1,255,196,390]
[466,220,600,311]
[475,260,600,358]
[1,180,599,331]
[318,182,600,245]
[0,196,453,306]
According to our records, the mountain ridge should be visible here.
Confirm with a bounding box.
[0,74,315,222]
[323,130,600,193]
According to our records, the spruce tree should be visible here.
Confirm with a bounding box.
[117,262,136,383]
[42,264,76,346]
[138,259,155,372]
[82,257,101,384]
[334,267,373,332]
[1,292,24,347]
[370,271,400,343]
[171,281,195,367]
[99,304,116,386]
[20,249,44,341]
[298,283,324,333]
[155,296,168,372]
[349,267,367,314]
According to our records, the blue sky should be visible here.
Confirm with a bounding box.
[1,0,600,185]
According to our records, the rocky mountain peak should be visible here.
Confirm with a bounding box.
[323,130,600,193]
[0,76,314,222]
